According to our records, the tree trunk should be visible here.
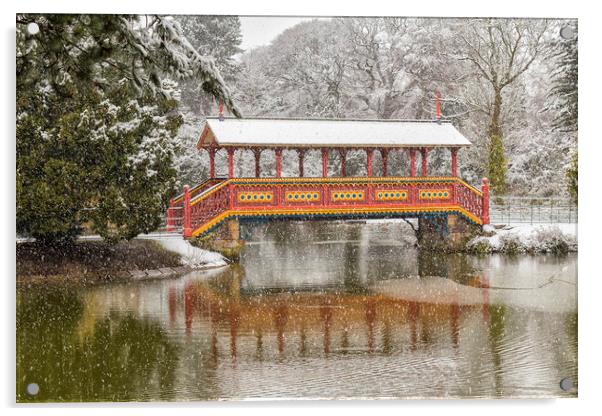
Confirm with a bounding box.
[488,87,503,139]
[487,87,507,195]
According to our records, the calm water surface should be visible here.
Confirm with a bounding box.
[16,221,577,401]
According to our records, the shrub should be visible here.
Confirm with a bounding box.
[533,227,572,254]
[467,238,493,255]
[500,234,524,255]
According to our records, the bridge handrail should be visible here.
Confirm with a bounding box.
[171,178,226,204]
[190,180,232,206]
[171,176,490,237]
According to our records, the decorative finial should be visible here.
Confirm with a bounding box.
[218,98,224,121]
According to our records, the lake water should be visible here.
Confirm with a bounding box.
[16,221,577,401]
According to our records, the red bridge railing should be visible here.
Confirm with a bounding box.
[167,177,489,238]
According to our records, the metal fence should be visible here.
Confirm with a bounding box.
[489,196,577,224]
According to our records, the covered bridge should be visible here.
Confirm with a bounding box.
[167,117,489,253]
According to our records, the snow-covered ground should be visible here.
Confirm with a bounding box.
[154,237,228,268]
[16,232,230,269]
[468,223,578,253]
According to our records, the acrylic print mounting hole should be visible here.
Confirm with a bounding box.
[26,383,39,396]
[559,378,574,391]
[26,22,39,35]
[560,25,576,40]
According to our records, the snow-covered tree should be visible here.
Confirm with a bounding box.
[451,19,548,194]
[548,22,578,202]
[16,14,239,243]
[176,15,243,114]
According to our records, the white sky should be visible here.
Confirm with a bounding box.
[239,16,326,51]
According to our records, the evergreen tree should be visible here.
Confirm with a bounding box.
[487,135,507,195]
[566,151,578,204]
[549,24,578,133]
[16,14,239,243]
[175,15,243,114]
[548,23,578,201]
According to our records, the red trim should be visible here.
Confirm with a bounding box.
[482,178,489,225]
[197,124,210,149]
[209,145,216,178]
[227,148,235,178]
[183,185,191,237]
[366,149,373,177]
[451,147,458,177]
[321,148,328,177]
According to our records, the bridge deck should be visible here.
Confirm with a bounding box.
[167,176,489,238]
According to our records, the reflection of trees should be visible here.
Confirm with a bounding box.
[17,289,178,402]
[417,250,477,283]
[487,304,507,397]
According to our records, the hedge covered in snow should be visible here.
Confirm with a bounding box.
[467,224,578,254]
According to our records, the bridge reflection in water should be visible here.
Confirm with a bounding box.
[175,270,490,362]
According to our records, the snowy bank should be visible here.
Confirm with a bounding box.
[467,223,577,254]
[155,238,228,268]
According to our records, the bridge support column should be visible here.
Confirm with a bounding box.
[381,148,389,177]
[166,198,175,232]
[227,148,235,178]
[183,185,192,238]
[191,218,245,261]
[409,148,416,177]
[450,147,458,177]
[339,148,347,177]
[321,148,328,177]
[482,178,490,225]
[209,146,216,178]
[417,214,480,252]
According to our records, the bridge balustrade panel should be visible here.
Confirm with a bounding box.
[189,183,231,231]
[183,177,486,237]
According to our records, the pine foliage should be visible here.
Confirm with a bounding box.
[16,14,238,243]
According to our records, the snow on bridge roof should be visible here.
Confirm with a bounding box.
[199,117,472,148]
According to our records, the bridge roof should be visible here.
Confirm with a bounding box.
[198,117,472,148]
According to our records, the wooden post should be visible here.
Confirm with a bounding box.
[183,185,191,238]
[209,146,216,178]
[482,177,490,225]
[451,147,458,177]
[381,148,389,177]
[322,148,329,177]
[227,148,235,178]
[339,148,347,177]
[366,149,373,177]
[298,148,305,177]
[421,147,429,177]
[166,198,174,232]
[409,148,416,177]
[275,148,282,178]
[254,148,261,178]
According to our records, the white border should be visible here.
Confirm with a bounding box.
[3,1,599,415]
